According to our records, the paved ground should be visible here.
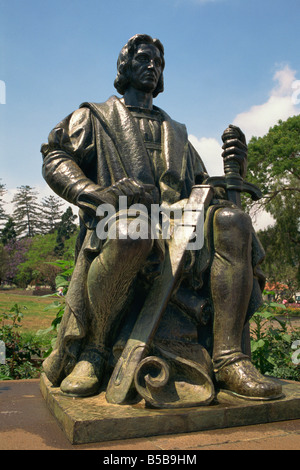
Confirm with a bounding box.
[0,379,299,451]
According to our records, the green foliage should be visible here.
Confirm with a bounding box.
[54,207,78,255]
[0,181,79,288]
[250,300,300,381]
[0,243,8,284]
[247,115,300,193]
[1,217,16,245]
[247,115,300,291]
[0,304,45,379]
[36,258,75,357]
[14,232,61,289]
[257,226,299,296]
[0,179,7,229]
[1,228,79,289]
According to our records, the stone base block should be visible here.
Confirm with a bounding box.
[40,373,300,445]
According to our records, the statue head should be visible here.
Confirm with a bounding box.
[114,34,165,98]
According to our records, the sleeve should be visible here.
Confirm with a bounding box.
[41,108,115,216]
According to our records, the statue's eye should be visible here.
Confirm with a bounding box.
[136,54,149,63]
[135,54,162,68]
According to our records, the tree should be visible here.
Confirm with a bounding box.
[54,207,78,255]
[257,225,299,298]
[247,115,300,214]
[0,243,8,285]
[1,217,17,246]
[247,115,300,291]
[12,185,41,238]
[14,233,61,289]
[3,238,32,284]
[40,195,64,234]
[0,179,7,229]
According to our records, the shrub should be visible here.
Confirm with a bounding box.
[0,304,45,379]
[250,301,300,381]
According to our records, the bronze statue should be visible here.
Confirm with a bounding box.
[41,34,282,407]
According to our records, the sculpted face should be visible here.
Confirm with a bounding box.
[129,43,163,94]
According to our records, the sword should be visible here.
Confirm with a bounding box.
[205,125,262,206]
[106,184,214,404]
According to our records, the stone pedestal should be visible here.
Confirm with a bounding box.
[40,373,300,445]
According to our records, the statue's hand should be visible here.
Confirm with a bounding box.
[103,177,154,209]
[76,178,154,218]
[221,125,248,179]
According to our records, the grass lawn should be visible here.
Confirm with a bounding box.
[0,289,64,333]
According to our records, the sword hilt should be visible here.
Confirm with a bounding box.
[221,125,244,185]
[204,125,262,203]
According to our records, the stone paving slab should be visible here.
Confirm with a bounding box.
[1,378,300,450]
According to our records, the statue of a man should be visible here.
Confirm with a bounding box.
[41,34,282,402]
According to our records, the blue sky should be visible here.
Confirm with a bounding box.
[0,0,299,227]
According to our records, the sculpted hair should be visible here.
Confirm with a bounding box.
[114,34,165,98]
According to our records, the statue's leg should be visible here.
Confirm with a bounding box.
[211,207,282,400]
[60,216,153,397]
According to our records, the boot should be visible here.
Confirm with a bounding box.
[215,356,283,400]
[60,348,105,397]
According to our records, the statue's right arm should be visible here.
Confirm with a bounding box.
[42,107,154,215]
[41,108,116,217]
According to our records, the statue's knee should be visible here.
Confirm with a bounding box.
[213,208,253,256]
[214,207,252,236]
[107,218,153,257]
[116,235,153,258]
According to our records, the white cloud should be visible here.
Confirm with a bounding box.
[249,207,275,231]
[233,65,300,229]
[189,65,300,179]
[189,135,223,176]
[188,134,276,230]
[189,65,300,230]
[233,65,299,139]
